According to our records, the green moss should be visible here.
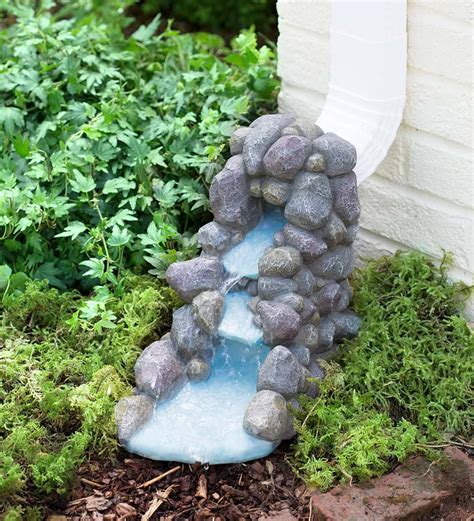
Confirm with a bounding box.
[292,252,473,490]
[0,275,179,512]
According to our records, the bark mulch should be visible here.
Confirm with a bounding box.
[51,442,309,520]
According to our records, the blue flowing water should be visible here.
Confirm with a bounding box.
[126,210,286,463]
[223,208,286,279]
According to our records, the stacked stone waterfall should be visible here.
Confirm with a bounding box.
[115,114,361,454]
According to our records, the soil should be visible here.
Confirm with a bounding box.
[51,442,311,520]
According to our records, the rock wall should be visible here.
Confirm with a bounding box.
[115,114,361,451]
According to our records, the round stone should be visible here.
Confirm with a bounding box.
[263,135,312,181]
[259,246,302,278]
[312,132,357,176]
[261,178,291,206]
[243,390,288,442]
[186,358,211,382]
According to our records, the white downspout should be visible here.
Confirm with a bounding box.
[316,0,407,184]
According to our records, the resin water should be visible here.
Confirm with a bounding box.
[126,209,286,463]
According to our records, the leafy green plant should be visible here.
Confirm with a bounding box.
[0,1,278,293]
[0,275,180,514]
[292,252,473,490]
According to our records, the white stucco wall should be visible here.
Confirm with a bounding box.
[277,0,474,316]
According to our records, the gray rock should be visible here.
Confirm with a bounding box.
[323,213,349,248]
[249,178,262,197]
[280,126,301,136]
[171,305,213,361]
[309,310,321,326]
[257,301,301,345]
[300,298,317,322]
[312,132,357,176]
[263,135,312,181]
[294,324,319,351]
[284,172,332,230]
[339,279,353,303]
[135,339,186,400]
[346,222,359,243]
[305,153,325,173]
[301,358,326,397]
[293,267,316,297]
[258,277,298,299]
[273,292,305,313]
[259,246,302,278]
[289,345,311,366]
[261,178,291,206]
[283,224,327,259]
[247,279,258,296]
[243,390,288,442]
[166,256,223,302]
[316,318,336,352]
[330,172,361,224]
[329,310,361,340]
[273,230,285,247]
[209,155,262,231]
[253,314,263,328]
[247,296,261,313]
[257,346,304,399]
[192,290,224,335]
[197,221,233,255]
[309,246,355,281]
[244,115,294,176]
[292,120,324,140]
[283,398,302,439]
[314,282,348,315]
[186,358,211,382]
[229,126,250,155]
[115,394,155,443]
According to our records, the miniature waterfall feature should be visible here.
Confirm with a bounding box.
[116,114,362,464]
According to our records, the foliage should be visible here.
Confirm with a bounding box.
[0,1,278,293]
[292,252,473,490]
[140,0,277,38]
[0,275,180,514]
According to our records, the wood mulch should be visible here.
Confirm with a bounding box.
[50,442,310,520]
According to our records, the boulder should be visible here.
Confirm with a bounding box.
[166,256,223,302]
[261,178,291,206]
[283,224,327,259]
[330,171,360,224]
[257,346,303,399]
[314,282,349,315]
[135,339,186,400]
[186,358,211,382]
[171,305,213,361]
[115,394,155,443]
[293,267,316,296]
[243,390,288,442]
[257,301,301,346]
[263,135,312,181]
[192,290,224,335]
[289,345,311,367]
[243,114,294,176]
[259,246,302,278]
[258,276,298,299]
[284,172,332,230]
[309,246,354,281]
[209,154,262,230]
[323,213,349,248]
[329,310,361,341]
[312,133,357,176]
[316,319,336,352]
[294,323,319,351]
[197,221,232,255]
[300,298,317,323]
[229,126,250,155]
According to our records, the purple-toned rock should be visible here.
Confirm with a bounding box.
[261,178,291,206]
[263,135,312,181]
[309,246,354,281]
[273,292,305,313]
[329,310,361,341]
[294,323,319,351]
[229,126,250,155]
[301,358,326,398]
[289,345,311,367]
[171,305,213,361]
[135,339,186,400]
[284,172,332,230]
[186,358,211,382]
[209,155,262,230]
[257,301,301,345]
[243,115,294,176]
[323,213,349,247]
[258,277,298,299]
[330,171,361,224]
[259,246,302,278]
[316,319,336,352]
[197,221,233,255]
[283,224,327,259]
[243,390,288,442]
[192,290,224,335]
[273,230,285,247]
[166,256,223,302]
[115,394,155,443]
[300,298,317,322]
[293,267,316,297]
[312,132,357,176]
[257,346,304,399]
[314,282,349,315]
